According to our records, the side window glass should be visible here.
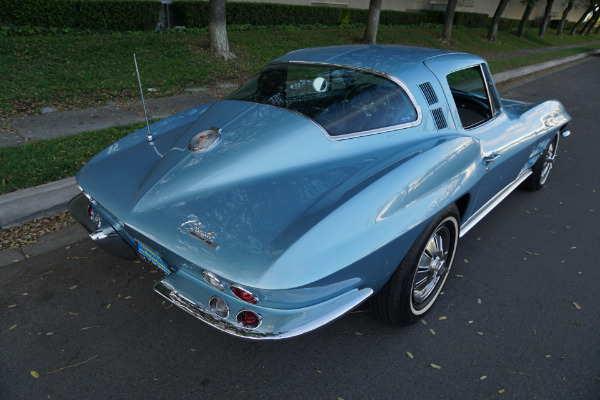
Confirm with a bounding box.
[447,66,493,129]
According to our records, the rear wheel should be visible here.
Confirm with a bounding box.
[373,204,460,326]
[522,135,558,191]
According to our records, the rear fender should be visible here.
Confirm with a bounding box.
[260,136,483,291]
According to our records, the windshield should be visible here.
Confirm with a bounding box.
[227,63,418,137]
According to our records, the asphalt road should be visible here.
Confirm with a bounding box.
[2,57,599,400]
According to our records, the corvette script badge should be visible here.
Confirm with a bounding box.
[180,220,220,250]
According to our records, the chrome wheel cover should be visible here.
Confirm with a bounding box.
[412,225,451,307]
[539,140,557,185]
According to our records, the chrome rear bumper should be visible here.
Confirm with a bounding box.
[68,192,137,259]
[154,269,373,340]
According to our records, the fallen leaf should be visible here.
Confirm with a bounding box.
[468,320,474,324]
[106,303,112,309]
[420,319,427,325]
[455,274,464,278]
[354,332,363,336]
[8,304,16,308]
[546,355,551,358]
[431,364,441,369]
[439,316,447,320]
[477,332,484,335]
[46,332,53,336]
[69,285,77,290]
[573,302,582,310]
[480,375,487,380]
[477,299,482,304]
[429,329,436,335]
[7,324,17,331]
[406,351,414,359]
[31,371,40,378]
[464,259,469,263]
[498,389,505,394]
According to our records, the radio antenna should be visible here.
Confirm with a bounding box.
[133,54,153,142]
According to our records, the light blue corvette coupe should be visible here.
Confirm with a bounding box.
[70,45,571,339]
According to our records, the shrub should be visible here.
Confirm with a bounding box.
[0,0,161,31]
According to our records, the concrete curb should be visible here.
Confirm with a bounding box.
[1,48,599,232]
[492,49,600,83]
[0,177,80,229]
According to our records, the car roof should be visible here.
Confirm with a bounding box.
[271,45,472,78]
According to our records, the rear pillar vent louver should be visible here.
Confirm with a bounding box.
[431,108,448,130]
[418,82,438,106]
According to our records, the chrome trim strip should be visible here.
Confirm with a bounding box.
[460,170,532,237]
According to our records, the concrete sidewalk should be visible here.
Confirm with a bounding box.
[1,47,599,233]
[0,91,220,147]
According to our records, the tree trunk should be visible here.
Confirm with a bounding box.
[556,0,574,36]
[488,0,510,42]
[583,7,600,34]
[539,0,555,37]
[362,0,382,44]
[441,0,458,42]
[209,0,236,61]
[570,3,595,36]
[517,4,534,38]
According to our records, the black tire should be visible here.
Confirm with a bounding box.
[522,135,558,192]
[372,204,460,326]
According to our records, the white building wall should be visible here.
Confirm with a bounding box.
[228,0,590,22]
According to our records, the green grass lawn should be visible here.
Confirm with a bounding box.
[1,25,598,118]
[0,123,147,194]
[0,24,599,195]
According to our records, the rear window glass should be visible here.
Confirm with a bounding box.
[228,63,418,137]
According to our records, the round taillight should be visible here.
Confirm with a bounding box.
[87,205,93,217]
[237,310,261,329]
[230,285,258,304]
[209,296,229,318]
[201,270,224,291]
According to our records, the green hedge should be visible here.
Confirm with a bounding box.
[0,0,161,31]
[0,0,541,33]
[171,2,363,27]
[171,2,447,28]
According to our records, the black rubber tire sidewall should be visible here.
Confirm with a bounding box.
[372,204,460,326]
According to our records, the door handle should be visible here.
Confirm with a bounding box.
[483,153,500,165]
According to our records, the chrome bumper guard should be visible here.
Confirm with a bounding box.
[154,269,373,340]
[68,193,137,259]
